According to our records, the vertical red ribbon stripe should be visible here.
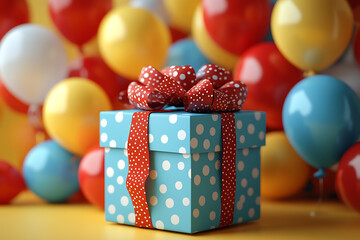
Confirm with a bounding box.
[219,113,237,228]
[126,111,154,228]
[126,111,238,229]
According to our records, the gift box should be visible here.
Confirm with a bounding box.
[100,109,265,233]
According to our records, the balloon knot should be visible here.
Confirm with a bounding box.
[313,168,327,179]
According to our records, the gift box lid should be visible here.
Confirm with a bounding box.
[100,110,265,154]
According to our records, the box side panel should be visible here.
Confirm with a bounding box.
[105,147,192,233]
[189,111,266,154]
[191,152,222,232]
[234,111,266,149]
[233,148,261,224]
[145,151,192,233]
[104,148,135,225]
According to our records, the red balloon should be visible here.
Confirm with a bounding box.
[0,78,29,114]
[234,42,303,130]
[202,0,271,55]
[0,0,29,40]
[336,142,360,213]
[347,0,360,23]
[78,147,104,209]
[169,27,188,43]
[48,0,112,46]
[0,160,26,204]
[354,27,360,68]
[68,56,122,101]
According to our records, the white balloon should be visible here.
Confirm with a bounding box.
[0,24,67,105]
[323,62,360,98]
[322,39,360,98]
[129,0,169,24]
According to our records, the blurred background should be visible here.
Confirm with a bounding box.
[0,0,359,217]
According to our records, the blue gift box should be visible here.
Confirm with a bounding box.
[100,110,265,233]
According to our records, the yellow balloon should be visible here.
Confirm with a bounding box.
[271,0,354,72]
[43,78,112,156]
[192,5,238,70]
[163,0,201,33]
[98,7,171,79]
[261,131,311,199]
[0,95,37,171]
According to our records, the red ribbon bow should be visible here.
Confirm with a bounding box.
[125,64,247,230]
[127,64,248,112]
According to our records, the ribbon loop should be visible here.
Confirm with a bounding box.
[128,64,248,113]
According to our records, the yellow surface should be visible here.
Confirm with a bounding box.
[0,191,359,240]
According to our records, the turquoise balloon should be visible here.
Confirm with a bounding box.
[283,75,360,169]
[166,39,211,71]
[23,140,80,203]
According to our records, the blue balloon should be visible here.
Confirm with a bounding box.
[283,75,360,170]
[166,39,211,72]
[23,140,80,203]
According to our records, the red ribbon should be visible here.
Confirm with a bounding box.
[126,111,153,228]
[127,64,247,112]
[125,64,247,229]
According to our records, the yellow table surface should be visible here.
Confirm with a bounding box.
[0,191,359,240]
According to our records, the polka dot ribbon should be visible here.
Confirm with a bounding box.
[219,112,237,228]
[126,111,154,228]
[127,64,248,112]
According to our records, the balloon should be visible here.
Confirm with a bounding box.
[163,0,200,33]
[323,62,360,99]
[283,75,360,169]
[167,39,212,72]
[169,27,188,43]
[336,142,360,213]
[271,0,354,72]
[68,56,122,101]
[0,160,26,204]
[23,140,80,203]
[129,0,169,24]
[0,93,37,170]
[354,27,360,68]
[0,24,67,105]
[98,7,171,79]
[203,0,271,55]
[261,131,311,199]
[347,0,360,23]
[78,147,105,209]
[0,78,29,114]
[43,78,112,156]
[48,0,112,46]
[0,0,29,40]
[192,5,238,69]
[234,42,303,130]
[302,168,336,197]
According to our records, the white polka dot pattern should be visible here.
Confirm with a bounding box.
[126,111,154,228]
[100,108,265,154]
[218,113,237,227]
[101,107,264,233]
[196,64,232,88]
[162,65,197,91]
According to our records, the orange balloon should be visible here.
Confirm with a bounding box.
[0,93,37,170]
[261,131,311,199]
